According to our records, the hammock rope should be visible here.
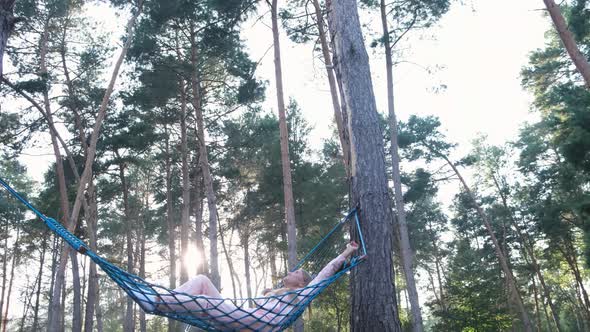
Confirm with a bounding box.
[0,177,366,331]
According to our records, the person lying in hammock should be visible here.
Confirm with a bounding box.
[133,241,359,330]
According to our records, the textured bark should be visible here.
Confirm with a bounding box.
[543,0,590,87]
[379,1,423,330]
[492,175,562,332]
[190,30,220,288]
[311,0,350,176]
[84,182,99,332]
[32,236,47,331]
[0,0,16,80]
[0,227,17,332]
[328,0,402,330]
[180,80,191,284]
[164,127,177,332]
[117,157,135,332]
[47,7,141,331]
[440,156,533,331]
[0,222,7,330]
[192,168,207,275]
[269,0,298,273]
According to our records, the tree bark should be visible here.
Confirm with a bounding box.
[116,155,135,332]
[0,0,16,80]
[491,175,562,331]
[311,0,350,176]
[47,7,141,331]
[192,168,207,275]
[2,228,18,332]
[180,80,191,285]
[164,126,177,332]
[190,28,220,288]
[438,156,533,331]
[543,0,590,88]
[379,1,423,330]
[327,0,402,330]
[269,0,298,273]
[32,235,47,331]
[84,181,100,332]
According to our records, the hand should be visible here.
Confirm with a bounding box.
[343,241,359,258]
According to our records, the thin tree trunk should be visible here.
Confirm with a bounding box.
[95,284,104,332]
[491,175,562,331]
[437,155,533,331]
[242,231,253,307]
[379,1,423,330]
[531,275,542,332]
[269,0,298,273]
[83,180,99,332]
[0,221,8,330]
[562,244,590,315]
[219,219,239,300]
[180,80,191,285]
[192,168,207,275]
[32,235,47,332]
[543,0,590,87]
[0,0,16,80]
[328,0,402,330]
[311,0,350,175]
[116,154,135,332]
[164,125,177,332]
[47,7,141,331]
[190,28,220,288]
[2,228,18,332]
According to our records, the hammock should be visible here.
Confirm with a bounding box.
[0,177,366,331]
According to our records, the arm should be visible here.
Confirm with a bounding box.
[302,242,359,294]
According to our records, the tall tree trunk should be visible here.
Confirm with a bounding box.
[379,1,423,330]
[164,126,177,332]
[84,181,99,332]
[242,231,253,306]
[491,175,562,331]
[180,81,191,285]
[0,0,16,80]
[311,0,350,175]
[437,155,533,331]
[116,155,135,332]
[190,28,220,288]
[32,235,47,331]
[192,168,207,275]
[0,222,8,330]
[47,7,141,331]
[269,0,298,273]
[543,0,590,87]
[2,228,18,332]
[328,0,402,330]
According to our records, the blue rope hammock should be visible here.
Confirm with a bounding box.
[0,177,366,331]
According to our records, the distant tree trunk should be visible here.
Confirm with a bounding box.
[32,235,47,331]
[269,0,298,273]
[0,0,16,80]
[164,126,177,332]
[242,231,253,306]
[84,181,100,332]
[47,7,141,331]
[190,27,220,288]
[2,228,18,332]
[491,175,562,331]
[311,0,350,175]
[95,285,104,332]
[436,155,533,331]
[219,224,239,299]
[0,222,8,330]
[561,244,590,316]
[116,154,135,332]
[327,0,402,330]
[379,1,423,330]
[180,80,191,285]
[543,0,590,87]
[192,168,207,275]
[531,276,543,332]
